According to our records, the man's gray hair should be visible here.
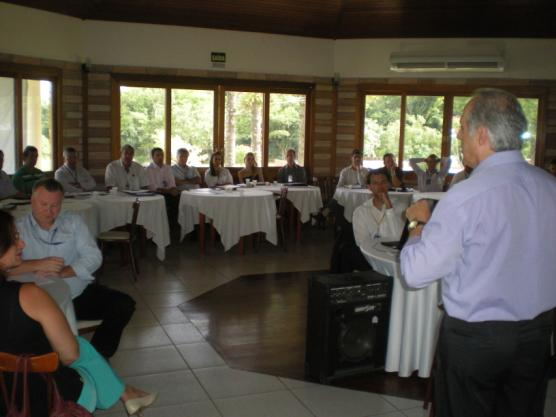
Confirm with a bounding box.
[468,88,527,152]
[121,144,135,153]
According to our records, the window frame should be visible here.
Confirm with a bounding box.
[111,74,313,167]
[0,63,62,172]
[357,83,547,170]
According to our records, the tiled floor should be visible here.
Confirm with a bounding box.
[95,229,556,417]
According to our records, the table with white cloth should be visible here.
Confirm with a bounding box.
[360,242,443,378]
[86,193,170,261]
[178,188,277,252]
[9,274,78,335]
[333,188,414,222]
[258,184,323,241]
[3,198,98,238]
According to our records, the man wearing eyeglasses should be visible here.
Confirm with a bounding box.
[9,178,136,359]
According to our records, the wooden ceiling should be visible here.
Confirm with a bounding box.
[5,0,556,39]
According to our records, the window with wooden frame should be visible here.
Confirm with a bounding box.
[0,65,60,174]
[360,85,545,175]
[112,76,312,168]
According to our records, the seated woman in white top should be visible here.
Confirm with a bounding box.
[204,151,233,187]
[237,152,264,184]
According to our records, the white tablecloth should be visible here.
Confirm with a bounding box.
[9,274,78,335]
[178,188,278,251]
[333,188,414,222]
[87,193,170,261]
[360,242,442,378]
[4,198,98,238]
[257,185,322,223]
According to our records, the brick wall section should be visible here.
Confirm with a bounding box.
[335,80,359,175]
[312,83,335,177]
[86,71,112,179]
[545,85,556,165]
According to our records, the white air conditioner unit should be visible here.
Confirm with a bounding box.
[390,53,505,72]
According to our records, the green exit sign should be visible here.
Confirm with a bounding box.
[211,52,226,63]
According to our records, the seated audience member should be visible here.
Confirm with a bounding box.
[353,170,404,249]
[331,171,403,273]
[9,179,136,359]
[337,149,368,187]
[147,147,180,229]
[409,154,451,192]
[54,147,96,192]
[276,149,307,184]
[238,152,264,183]
[0,150,22,200]
[204,151,233,187]
[0,210,157,416]
[550,158,556,177]
[449,165,473,189]
[105,144,148,191]
[12,145,45,195]
[171,148,201,190]
[378,153,404,188]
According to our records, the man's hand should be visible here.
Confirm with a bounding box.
[379,192,393,209]
[35,257,65,274]
[406,200,432,223]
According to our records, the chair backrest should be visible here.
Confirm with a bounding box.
[277,187,288,217]
[129,198,141,238]
[0,352,58,373]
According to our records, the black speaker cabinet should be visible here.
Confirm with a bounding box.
[305,271,393,384]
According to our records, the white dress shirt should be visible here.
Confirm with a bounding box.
[353,199,404,250]
[104,160,148,190]
[204,168,233,187]
[16,212,102,299]
[409,157,452,192]
[337,166,369,188]
[0,170,17,199]
[54,164,96,192]
[146,162,176,191]
[172,164,200,190]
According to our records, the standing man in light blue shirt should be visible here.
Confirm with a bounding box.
[401,89,556,417]
[9,178,136,358]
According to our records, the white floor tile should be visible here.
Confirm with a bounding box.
[118,325,172,350]
[194,366,286,399]
[110,345,188,377]
[151,306,191,324]
[123,369,209,406]
[177,342,226,369]
[215,390,314,417]
[143,401,222,417]
[548,378,556,399]
[163,322,204,344]
[127,308,159,327]
[401,406,430,417]
[381,394,423,411]
[290,384,395,417]
[142,291,193,308]
[545,395,556,417]
[279,377,320,390]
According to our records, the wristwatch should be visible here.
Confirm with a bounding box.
[408,219,427,231]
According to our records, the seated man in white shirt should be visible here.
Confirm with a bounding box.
[337,149,369,188]
[54,147,96,192]
[146,147,180,232]
[9,178,135,358]
[353,170,404,251]
[0,149,23,200]
[409,154,451,192]
[171,148,201,190]
[331,171,404,273]
[105,144,149,191]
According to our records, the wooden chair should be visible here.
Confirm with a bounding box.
[277,187,289,251]
[97,198,141,281]
[0,352,58,373]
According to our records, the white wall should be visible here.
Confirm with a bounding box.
[2,3,556,80]
[0,2,334,77]
[334,38,556,80]
[0,3,82,62]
